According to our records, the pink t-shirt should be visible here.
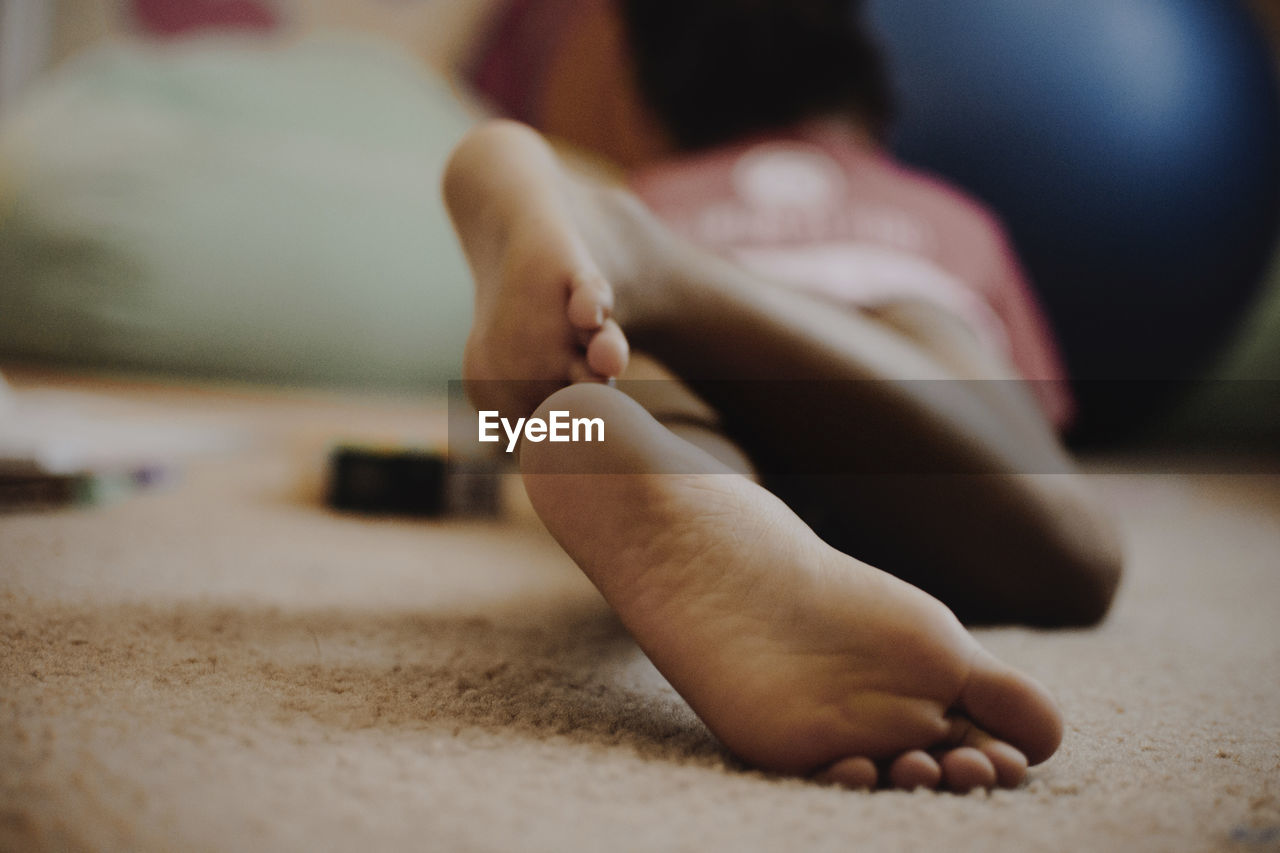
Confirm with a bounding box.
[631,123,1073,427]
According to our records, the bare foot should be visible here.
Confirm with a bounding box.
[521,383,1064,791]
[444,121,633,418]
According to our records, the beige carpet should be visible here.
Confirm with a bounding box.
[2,372,1279,853]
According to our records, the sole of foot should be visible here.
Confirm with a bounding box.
[520,383,1063,792]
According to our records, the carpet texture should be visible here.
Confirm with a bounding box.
[2,373,1278,853]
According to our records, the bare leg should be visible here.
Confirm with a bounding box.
[623,242,1123,625]
[444,121,1122,627]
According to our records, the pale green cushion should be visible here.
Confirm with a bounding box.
[0,34,474,391]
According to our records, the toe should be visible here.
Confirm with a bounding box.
[586,319,629,378]
[980,739,1029,788]
[958,647,1063,766]
[815,756,878,791]
[567,271,614,330]
[888,750,942,790]
[939,747,997,793]
[960,727,1028,788]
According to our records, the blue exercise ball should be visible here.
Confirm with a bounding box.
[863,0,1280,437]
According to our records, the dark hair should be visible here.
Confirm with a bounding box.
[618,0,894,151]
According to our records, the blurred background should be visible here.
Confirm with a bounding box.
[1,0,1278,446]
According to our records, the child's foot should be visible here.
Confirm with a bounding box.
[444,121,633,418]
[521,383,1064,791]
